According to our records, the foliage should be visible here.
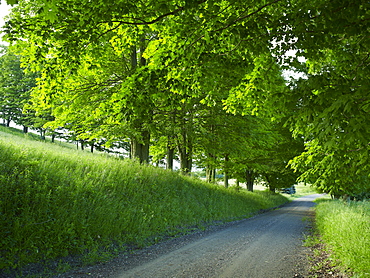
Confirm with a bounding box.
[315,200,370,276]
[1,0,289,167]
[264,1,370,197]
[258,120,304,191]
[0,45,37,129]
[2,0,369,196]
[290,140,370,199]
[0,128,288,275]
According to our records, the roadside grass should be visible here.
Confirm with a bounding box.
[313,199,370,277]
[0,128,289,276]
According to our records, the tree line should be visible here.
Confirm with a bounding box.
[0,44,303,192]
[1,0,369,198]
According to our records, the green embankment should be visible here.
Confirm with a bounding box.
[315,199,370,277]
[0,127,288,272]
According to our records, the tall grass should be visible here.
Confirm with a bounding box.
[315,200,370,277]
[0,128,288,274]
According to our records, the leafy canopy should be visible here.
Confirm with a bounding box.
[2,0,370,196]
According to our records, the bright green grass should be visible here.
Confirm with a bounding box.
[315,199,370,277]
[0,127,288,275]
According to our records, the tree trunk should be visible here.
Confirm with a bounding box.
[177,131,192,174]
[166,116,176,171]
[224,155,230,188]
[40,129,46,140]
[206,168,216,183]
[246,169,254,192]
[129,40,151,164]
[206,168,210,182]
[131,45,137,69]
[206,153,217,183]
[130,130,150,164]
[23,126,28,133]
[265,175,276,193]
[179,149,192,174]
[235,180,241,192]
[166,145,174,170]
[224,172,229,188]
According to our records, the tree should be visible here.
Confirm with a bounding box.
[225,116,280,192]
[22,26,160,161]
[260,121,304,192]
[266,1,370,198]
[0,45,37,131]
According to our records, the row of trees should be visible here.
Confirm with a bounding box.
[0,45,125,148]
[0,44,303,191]
[1,0,369,198]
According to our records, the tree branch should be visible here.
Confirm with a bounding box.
[97,0,208,26]
[187,0,283,49]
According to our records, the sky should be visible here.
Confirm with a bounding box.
[0,1,12,44]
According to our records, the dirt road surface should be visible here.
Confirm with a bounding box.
[60,194,322,278]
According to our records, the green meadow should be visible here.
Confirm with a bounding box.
[0,126,288,274]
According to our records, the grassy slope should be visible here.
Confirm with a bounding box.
[314,199,370,277]
[0,126,290,274]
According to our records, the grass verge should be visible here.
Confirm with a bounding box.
[0,127,288,277]
[310,199,370,277]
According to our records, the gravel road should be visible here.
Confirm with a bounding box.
[59,194,322,278]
